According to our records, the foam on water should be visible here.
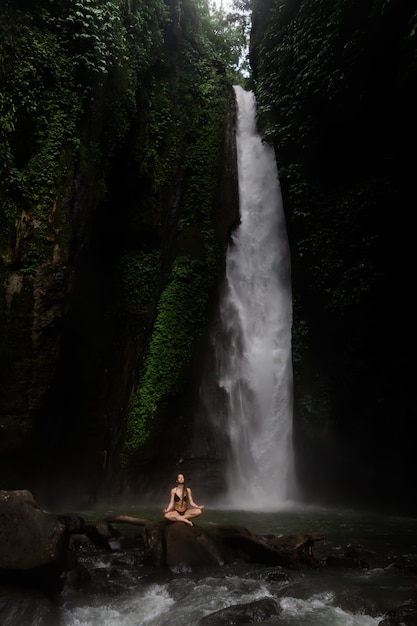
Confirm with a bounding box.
[222,86,296,508]
[280,593,384,625]
[62,584,174,626]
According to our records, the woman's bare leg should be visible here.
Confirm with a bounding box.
[183,508,202,521]
[164,511,193,525]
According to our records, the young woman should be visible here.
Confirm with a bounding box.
[163,473,205,526]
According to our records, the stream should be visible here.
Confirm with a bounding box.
[57,504,417,625]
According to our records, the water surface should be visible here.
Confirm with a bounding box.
[58,505,417,625]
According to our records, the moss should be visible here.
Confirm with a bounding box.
[121,20,230,464]
[0,0,235,484]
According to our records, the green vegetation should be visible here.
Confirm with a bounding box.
[0,0,242,477]
[123,257,211,457]
[121,1,231,462]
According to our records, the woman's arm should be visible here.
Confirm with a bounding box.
[163,488,175,513]
[187,488,205,510]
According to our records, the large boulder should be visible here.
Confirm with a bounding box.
[106,515,325,569]
[164,521,224,567]
[0,490,68,592]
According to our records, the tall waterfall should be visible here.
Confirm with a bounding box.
[220,86,295,509]
[192,86,295,509]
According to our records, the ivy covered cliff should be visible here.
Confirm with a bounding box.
[251,0,417,512]
[1,0,416,514]
[0,0,238,502]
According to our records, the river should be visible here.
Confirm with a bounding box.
[57,504,417,625]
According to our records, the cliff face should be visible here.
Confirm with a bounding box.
[251,0,417,512]
[0,0,238,502]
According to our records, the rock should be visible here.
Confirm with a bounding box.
[379,615,417,626]
[55,514,86,534]
[265,568,293,584]
[164,522,224,567]
[65,565,132,596]
[0,490,68,593]
[264,532,325,568]
[209,526,324,568]
[103,516,326,569]
[144,521,168,567]
[58,514,116,550]
[0,586,59,626]
[378,602,417,626]
[208,525,285,565]
[198,597,281,625]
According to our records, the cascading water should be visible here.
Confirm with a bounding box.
[215,86,295,509]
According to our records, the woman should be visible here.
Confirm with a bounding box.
[163,473,205,526]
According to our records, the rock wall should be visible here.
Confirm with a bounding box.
[0,0,238,504]
[250,0,417,512]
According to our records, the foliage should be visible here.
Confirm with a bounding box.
[121,1,230,462]
[0,5,81,270]
[207,0,252,83]
[121,250,162,311]
[123,256,212,456]
[0,0,238,476]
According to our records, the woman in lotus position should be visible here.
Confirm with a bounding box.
[163,473,205,525]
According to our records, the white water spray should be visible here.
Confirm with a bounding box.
[220,86,295,508]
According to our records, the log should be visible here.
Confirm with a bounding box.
[266,533,326,554]
[104,515,151,526]
[99,514,327,569]
[100,517,325,568]
[264,532,326,567]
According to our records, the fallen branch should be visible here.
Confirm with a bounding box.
[104,515,151,526]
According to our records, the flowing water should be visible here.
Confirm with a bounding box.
[224,86,295,508]
[193,86,295,508]
[57,505,417,626]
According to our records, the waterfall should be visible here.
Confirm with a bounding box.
[218,86,295,509]
[214,85,295,510]
[192,86,295,509]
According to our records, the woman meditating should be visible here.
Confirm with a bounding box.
[163,473,205,526]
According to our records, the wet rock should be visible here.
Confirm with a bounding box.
[198,597,281,625]
[144,521,168,567]
[65,565,134,596]
[264,532,325,568]
[57,514,116,551]
[104,516,326,569]
[378,602,417,626]
[68,533,96,550]
[0,586,59,626]
[0,490,68,593]
[164,522,224,567]
[56,514,86,534]
[379,614,417,626]
[265,568,293,584]
[210,526,324,568]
